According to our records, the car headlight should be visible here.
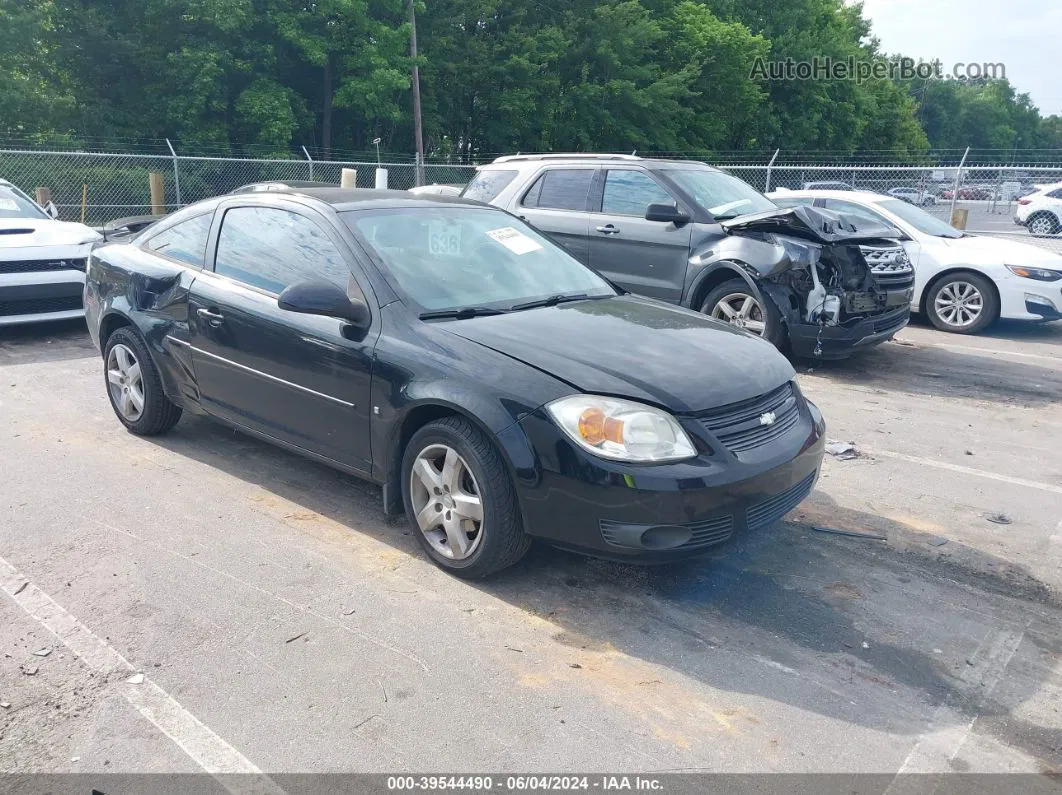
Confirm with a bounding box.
[546,395,697,463]
[1006,265,1062,281]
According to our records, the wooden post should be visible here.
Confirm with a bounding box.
[340,168,357,188]
[950,207,969,230]
[149,172,166,215]
[80,184,88,224]
[35,187,52,206]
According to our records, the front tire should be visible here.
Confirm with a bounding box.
[104,327,182,435]
[925,273,999,334]
[401,416,530,578]
[701,278,788,350]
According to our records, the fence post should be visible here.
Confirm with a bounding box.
[302,146,314,181]
[165,138,182,208]
[949,146,970,226]
[149,172,166,215]
[764,149,780,193]
[415,152,426,188]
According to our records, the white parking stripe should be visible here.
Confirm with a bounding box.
[0,556,282,792]
[924,341,1062,366]
[871,449,1062,495]
[885,628,1024,787]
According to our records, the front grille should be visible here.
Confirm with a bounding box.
[873,308,909,334]
[0,258,86,275]
[746,471,817,530]
[861,244,915,290]
[695,382,801,454]
[0,295,83,317]
[599,514,734,551]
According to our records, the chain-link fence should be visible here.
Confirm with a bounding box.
[0,147,476,227]
[720,161,1062,256]
[2,145,1061,256]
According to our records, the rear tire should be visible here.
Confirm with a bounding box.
[924,272,999,334]
[401,416,530,578]
[103,327,182,435]
[1028,213,1060,236]
[701,278,788,350]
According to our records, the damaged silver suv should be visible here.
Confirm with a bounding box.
[464,154,914,359]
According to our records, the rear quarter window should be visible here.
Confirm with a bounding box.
[460,170,518,203]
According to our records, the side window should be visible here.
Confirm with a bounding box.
[460,170,518,202]
[145,213,213,267]
[214,207,353,295]
[521,169,594,211]
[1047,188,1062,199]
[600,171,674,216]
[822,199,888,227]
[771,197,815,209]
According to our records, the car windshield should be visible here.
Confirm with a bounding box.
[343,207,616,313]
[880,198,963,238]
[664,169,777,220]
[0,185,49,219]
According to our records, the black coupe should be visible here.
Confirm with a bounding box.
[85,188,825,577]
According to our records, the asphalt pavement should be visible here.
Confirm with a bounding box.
[1,317,1061,781]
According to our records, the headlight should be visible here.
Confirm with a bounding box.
[1006,265,1062,281]
[546,395,697,463]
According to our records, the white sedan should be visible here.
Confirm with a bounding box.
[768,189,1062,334]
[0,179,101,326]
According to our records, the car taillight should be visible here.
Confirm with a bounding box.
[1018,199,1031,205]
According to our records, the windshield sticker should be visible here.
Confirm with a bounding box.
[0,199,19,211]
[486,226,542,255]
[428,221,462,256]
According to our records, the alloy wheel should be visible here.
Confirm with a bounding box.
[106,343,145,421]
[409,444,484,560]
[934,281,984,328]
[1029,216,1057,236]
[711,293,767,335]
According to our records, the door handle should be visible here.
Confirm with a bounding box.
[595,224,620,235]
[197,307,224,326]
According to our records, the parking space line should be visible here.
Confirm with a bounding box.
[0,555,281,792]
[871,449,1062,495]
[885,628,1025,784]
[922,341,1062,366]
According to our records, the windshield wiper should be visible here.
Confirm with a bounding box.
[509,293,592,312]
[418,306,508,321]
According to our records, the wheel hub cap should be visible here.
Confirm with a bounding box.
[934,281,983,328]
[106,343,145,421]
[409,444,484,560]
[711,293,767,336]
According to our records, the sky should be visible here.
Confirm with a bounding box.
[857,0,1061,116]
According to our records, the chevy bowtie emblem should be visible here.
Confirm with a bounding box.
[759,411,777,426]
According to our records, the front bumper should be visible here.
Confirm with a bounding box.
[0,269,86,326]
[788,305,910,360]
[513,395,826,562]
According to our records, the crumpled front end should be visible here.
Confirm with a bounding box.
[720,205,914,358]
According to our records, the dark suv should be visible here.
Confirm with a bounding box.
[464,154,914,359]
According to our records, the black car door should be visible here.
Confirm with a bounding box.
[187,200,377,473]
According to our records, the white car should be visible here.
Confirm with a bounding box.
[887,187,936,206]
[768,189,1062,333]
[0,179,101,326]
[1015,181,1062,236]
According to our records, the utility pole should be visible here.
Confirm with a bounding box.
[409,0,426,186]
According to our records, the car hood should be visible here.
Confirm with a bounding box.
[936,234,1062,267]
[721,205,899,243]
[0,218,101,249]
[437,295,795,413]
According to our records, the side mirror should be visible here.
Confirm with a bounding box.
[278,280,370,328]
[645,202,690,225]
[45,201,59,219]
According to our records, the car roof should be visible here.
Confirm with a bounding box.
[770,189,890,204]
[477,155,716,172]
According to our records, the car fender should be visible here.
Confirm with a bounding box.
[683,258,767,312]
